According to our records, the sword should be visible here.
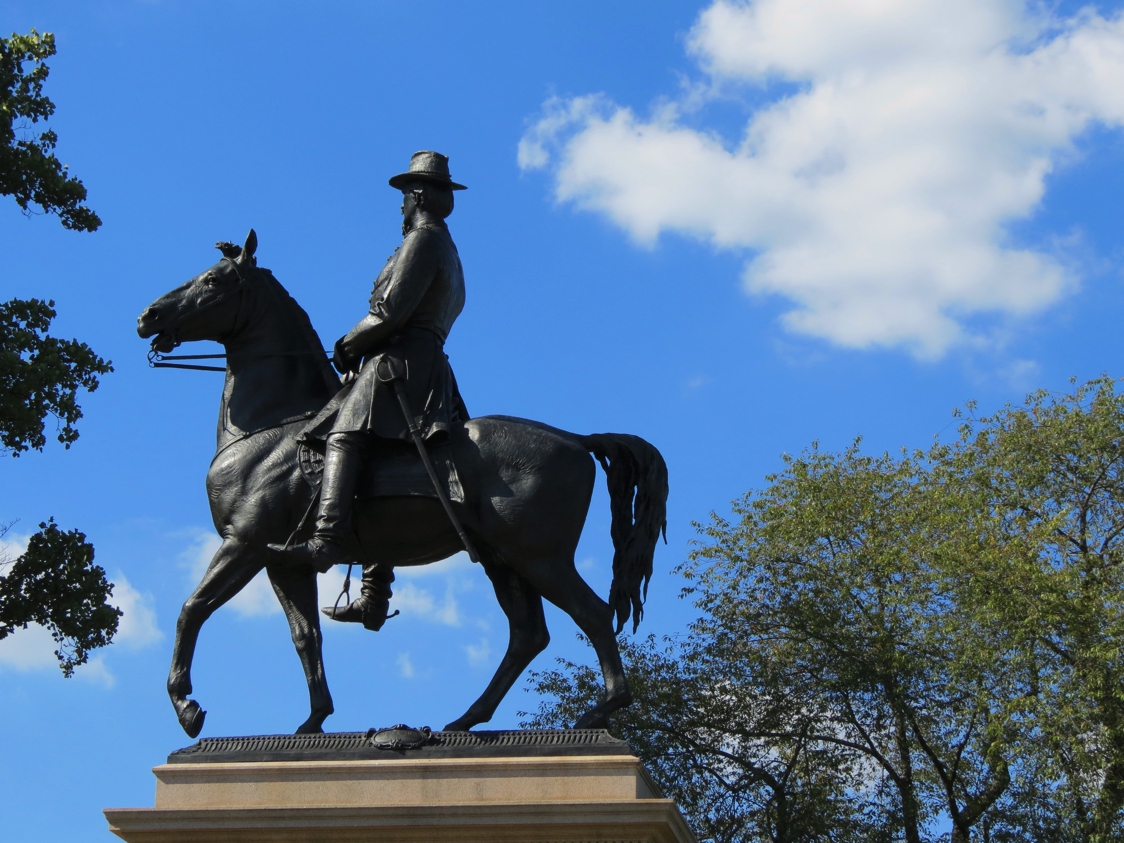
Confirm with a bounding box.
[389,376,481,565]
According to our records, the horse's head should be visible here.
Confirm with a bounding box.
[137,229,259,352]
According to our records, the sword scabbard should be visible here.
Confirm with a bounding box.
[391,379,481,564]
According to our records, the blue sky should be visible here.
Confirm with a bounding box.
[2,0,1124,839]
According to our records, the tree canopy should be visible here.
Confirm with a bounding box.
[0,297,117,674]
[0,32,110,454]
[525,376,1124,843]
[0,520,120,676]
[0,297,111,455]
[0,30,116,676]
[0,30,100,231]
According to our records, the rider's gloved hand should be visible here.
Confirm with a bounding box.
[332,337,361,375]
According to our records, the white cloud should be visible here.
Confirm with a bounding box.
[520,0,1124,357]
[317,565,351,612]
[464,637,491,666]
[998,356,1042,388]
[111,574,163,650]
[685,375,711,392]
[182,532,373,620]
[78,655,115,688]
[0,622,58,672]
[0,527,30,563]
[182,531,281,618]
[397,651,415,678]
[181,530,222,579]
[0,626,115,687]
[381,553,477,626]
[393,582,460,626]
[0,543,160,681]
[0,529,32,668]
[230,569,283,617]
[180,533,481,624]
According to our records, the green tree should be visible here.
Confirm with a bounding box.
[0,29,109,456]
[525,634,888,843]
[528,445,1016,842]
[944,377,1124,842]
[0,29,117,675]
[0,520,120,676]
[0,297,111,455]
[528,378,1124,841]
[0,30,100,230]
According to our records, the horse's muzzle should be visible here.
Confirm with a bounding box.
[137,306,161,339]
[148,333,178,354]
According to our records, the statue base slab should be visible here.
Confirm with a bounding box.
[104,729,696,843]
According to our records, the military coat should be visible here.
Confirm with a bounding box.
[301,220,467,446]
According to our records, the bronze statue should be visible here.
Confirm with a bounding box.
[271,151,471,631]
[136,152,668,738]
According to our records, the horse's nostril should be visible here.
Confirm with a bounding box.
[140,307,158,323]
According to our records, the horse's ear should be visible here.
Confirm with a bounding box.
[242,229,258,261]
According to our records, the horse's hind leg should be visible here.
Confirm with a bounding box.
[267,562,334,734]
[168,537,264,738]
[519,556,632,730]
[445,551,549,731]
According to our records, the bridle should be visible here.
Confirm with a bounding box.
[147,257,246,368]
[147,259,331,372]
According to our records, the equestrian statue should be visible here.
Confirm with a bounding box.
[136,151,668,738]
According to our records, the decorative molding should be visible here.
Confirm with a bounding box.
[168,728,632,763]
[368,724,433,750]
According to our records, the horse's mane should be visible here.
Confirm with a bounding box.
[257,267,341,395]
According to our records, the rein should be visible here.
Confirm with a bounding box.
[148,348,332,372]
[209,408,322,462]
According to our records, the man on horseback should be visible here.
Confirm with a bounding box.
[269,151,469,631]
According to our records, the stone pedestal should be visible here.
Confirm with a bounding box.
[104,729,696,843]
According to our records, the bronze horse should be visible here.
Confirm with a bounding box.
[137,231,668,737]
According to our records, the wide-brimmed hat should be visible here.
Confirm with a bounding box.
[388,150,467,191]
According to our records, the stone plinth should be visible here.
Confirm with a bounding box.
[104,729,696,843]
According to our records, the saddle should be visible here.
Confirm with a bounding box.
[297,439,464,503]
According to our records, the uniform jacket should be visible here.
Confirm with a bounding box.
[300,221,467,445]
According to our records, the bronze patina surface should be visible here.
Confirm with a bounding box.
[136,152,668,741]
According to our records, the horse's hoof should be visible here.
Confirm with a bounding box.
[443,718,473,732]
[296,705,332,734]
[574,709,610,730]
[179,700,206,738]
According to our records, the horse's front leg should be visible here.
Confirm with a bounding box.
[168,537,264,738]
[266,562,334,734]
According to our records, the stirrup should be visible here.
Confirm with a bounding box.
[321,595,398,631]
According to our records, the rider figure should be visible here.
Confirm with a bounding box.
[269,151,468,630]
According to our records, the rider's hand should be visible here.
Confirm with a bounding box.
[332,337,360,375]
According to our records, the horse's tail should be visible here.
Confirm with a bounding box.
[577,433,669,634]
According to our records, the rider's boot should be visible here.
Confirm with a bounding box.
[269,431,366,572]
[322,564,396,631]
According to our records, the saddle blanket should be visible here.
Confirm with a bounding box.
[297,441,464,503]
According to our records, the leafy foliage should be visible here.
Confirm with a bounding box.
[526,377,1124,842]
[0,32,116,677]
[0,520,120,676]
[0,297,112,455]
[944,377,1124,842]
[0,30,100,231]
[525,635,888,843]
